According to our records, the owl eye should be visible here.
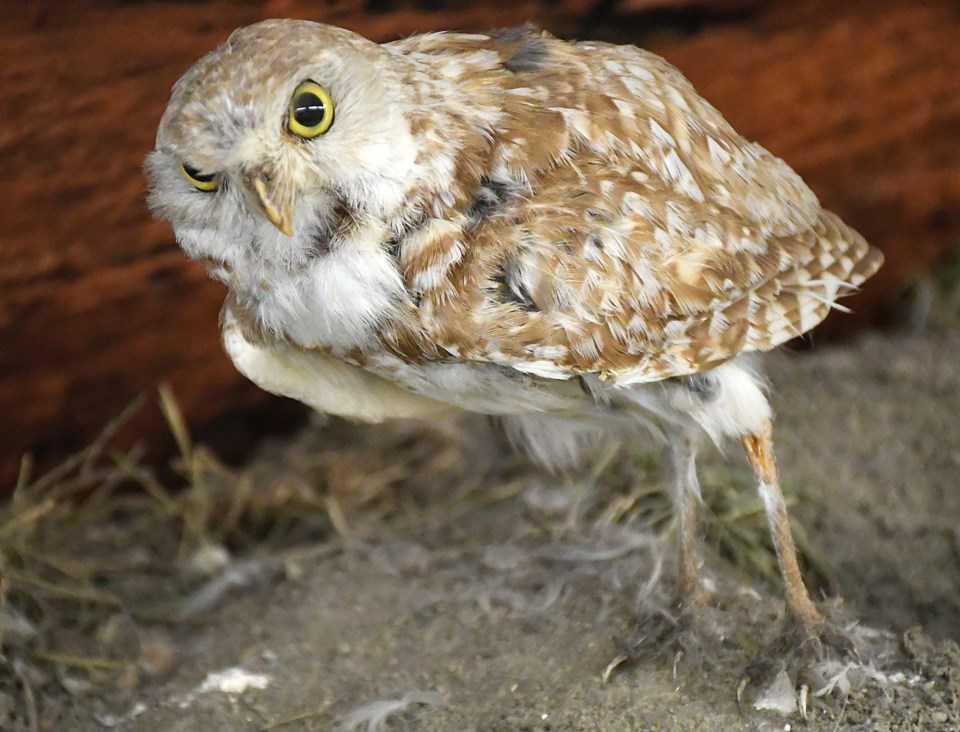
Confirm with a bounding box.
[179,161,219,192]
[288,80,334,139]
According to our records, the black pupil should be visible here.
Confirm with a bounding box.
[183,163,215,182]
[293,92,326,127]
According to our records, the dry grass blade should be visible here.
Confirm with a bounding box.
[108,450,177,513]
[12,658,39,732]
[0,499,58,544]
[14,454,33,496]
[0,572,9,649]
[29,651,128,671]
[158,382,193,463]
[80,393,148,478]
[15,548,104,581]
[4,571,122,606]
[158,385,216,555]
[12,394,146,504]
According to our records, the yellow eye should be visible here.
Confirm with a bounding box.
[288,80,334,139]
[179,161,219,192]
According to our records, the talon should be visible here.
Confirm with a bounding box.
[735,675,750,711]
[799,683,809,721]
[601,653,629,685]
[672,648,683,683]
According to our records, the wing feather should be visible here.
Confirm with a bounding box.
[391,28,882,382]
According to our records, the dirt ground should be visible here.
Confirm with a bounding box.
[5,314,960,731]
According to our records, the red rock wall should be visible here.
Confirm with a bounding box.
[1,0,957,493]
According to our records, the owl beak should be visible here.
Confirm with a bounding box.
[251,175,294,236]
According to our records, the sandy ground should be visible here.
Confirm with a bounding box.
[8,319,960,731]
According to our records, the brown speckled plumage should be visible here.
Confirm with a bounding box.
[358,26,882,383]
[148,20,882,683]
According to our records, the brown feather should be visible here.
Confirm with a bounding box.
[378,28,882,382]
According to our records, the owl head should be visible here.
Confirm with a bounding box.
[146,20,420,276]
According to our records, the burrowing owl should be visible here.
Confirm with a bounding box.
[148,20,882,658]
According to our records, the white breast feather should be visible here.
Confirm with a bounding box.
[254,223,406,351]
[222,310,453,422]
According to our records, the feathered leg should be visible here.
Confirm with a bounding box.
[742,421,823,634]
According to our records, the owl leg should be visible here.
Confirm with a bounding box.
[667,431,709,606]
[737,421,864,718]
[741,421,823,634]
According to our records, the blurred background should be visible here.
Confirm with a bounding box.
[1,0,958,494]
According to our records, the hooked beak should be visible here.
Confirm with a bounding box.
[249,173,294,237]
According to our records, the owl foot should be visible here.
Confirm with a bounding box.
[736,613,860,721]
[602,593,730,685]
[644,593,734,682]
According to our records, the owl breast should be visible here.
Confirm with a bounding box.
[180,197,407,354]
[238,235,407,353]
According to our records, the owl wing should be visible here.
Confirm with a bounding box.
[394,30,883,383]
